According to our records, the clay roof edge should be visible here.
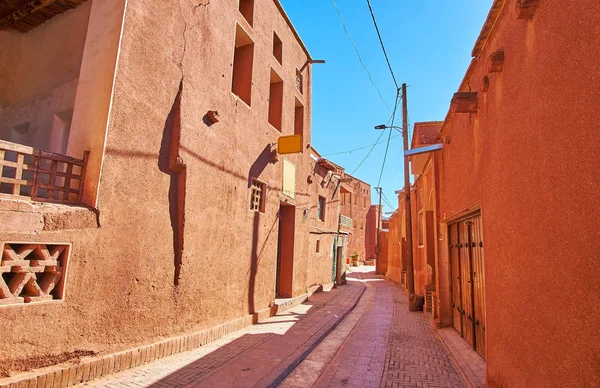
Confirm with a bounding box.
[273,0,313,61]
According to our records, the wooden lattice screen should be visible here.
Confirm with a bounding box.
[0,139,89,205]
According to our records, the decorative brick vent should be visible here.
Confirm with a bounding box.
[0,243,70,306]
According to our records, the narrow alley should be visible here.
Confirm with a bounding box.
[1,1,598,387]
[78,267,473,388]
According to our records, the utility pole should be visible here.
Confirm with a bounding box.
[402,83,416,298]
[375,187,382,273]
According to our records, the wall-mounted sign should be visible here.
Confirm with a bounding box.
[278,134,303,155]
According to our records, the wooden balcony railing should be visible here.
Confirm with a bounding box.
[339,214,353,230]
[0,140,89,205]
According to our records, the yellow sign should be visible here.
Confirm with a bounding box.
[278,134,303,155]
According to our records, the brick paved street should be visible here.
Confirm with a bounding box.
[79,267,468,387]
[293,267,466,388]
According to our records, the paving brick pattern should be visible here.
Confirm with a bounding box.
[313,276,392,387]
[380,283,466,388]
[313,268,466,388]
[78,283,365,388]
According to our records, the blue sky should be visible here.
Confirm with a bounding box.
[280,0,492,214]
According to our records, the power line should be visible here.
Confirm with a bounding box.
[349,93,402,176]
[349,129,386,175]
[376,91,401,186]
[381,191,396,210]
[321,133,401,157]
[329,0,391,111]
[365,0,399,90]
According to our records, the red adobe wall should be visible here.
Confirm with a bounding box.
[0,0,319,370]
[365,205,378,261]
[437,1,600,386]
[343,176,372,261]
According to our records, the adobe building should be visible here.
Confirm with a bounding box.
[340,175,375,263]
[382,1,600,386]
[0,0,333,381]
[307,148,350,287]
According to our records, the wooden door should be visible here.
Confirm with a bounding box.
[470,214,486,358]
[459,220,474,347]
[449,223,462,334]
[449,213,486,359]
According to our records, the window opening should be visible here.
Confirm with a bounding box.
[232,24,254,106]
[239,0,254,26]
[294,98,304,138]
[273,32,282,64]
[268,68,283,131]
[317,196,325,221]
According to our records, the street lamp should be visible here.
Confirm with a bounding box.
[374,125,402,133]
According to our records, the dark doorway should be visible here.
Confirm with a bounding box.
[335,246,344,285]
[276,203,295,298]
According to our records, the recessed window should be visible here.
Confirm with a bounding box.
[296,69,303,94]
[317,196,325,221]
[250,179,265,212]
[239,0,254,26]
[232,24,254,106]
[363,197,366,208]
[273,32,282,64]
[418,211,424,246]
[268,68,283,131]
[361,221,364,230]
[316,240,320,253]
[294,98,304,137]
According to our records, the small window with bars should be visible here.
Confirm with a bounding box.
[250,179,265,212]
[296,69,303,94]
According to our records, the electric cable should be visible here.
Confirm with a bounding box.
[329,0,391,111]
[365,0,399,90]
[321,133,401,157]
[376,91,401,186]
[349,93,401,176]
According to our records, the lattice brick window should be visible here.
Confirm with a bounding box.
[250,179,265,212]
[296,70,303,94]
[0,243,70,306]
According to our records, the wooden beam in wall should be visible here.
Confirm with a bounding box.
[487,49,505,73]
[450,92,479,114]
[516,0,540,20]
[0,0,58,29]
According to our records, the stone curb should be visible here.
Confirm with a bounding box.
[280,282,376,388]
[265,283,367,388]
[0,292,313,388]
[431,327,477,388]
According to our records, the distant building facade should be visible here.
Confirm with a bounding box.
[340,175,375,262]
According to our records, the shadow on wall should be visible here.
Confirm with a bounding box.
[247,145,275,314]
[158,81,186,288]
[247,144,273,188]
